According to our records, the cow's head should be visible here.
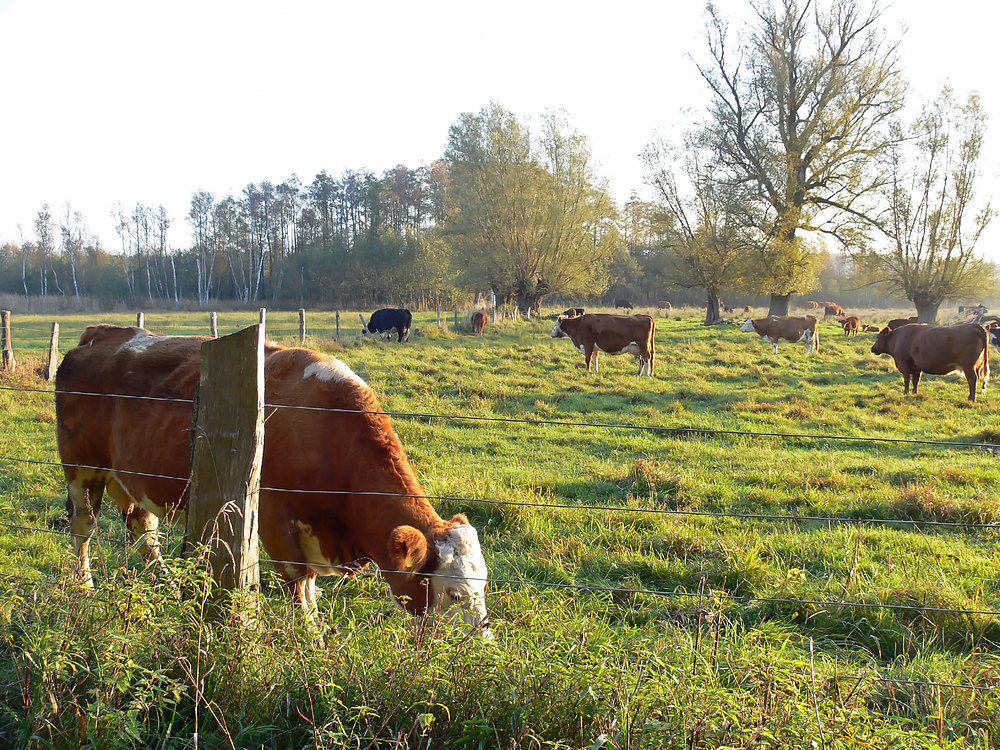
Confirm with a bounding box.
[871,327,892,355]
[739,318,755,333]
[551,316,569,338]
[386,514,492,639]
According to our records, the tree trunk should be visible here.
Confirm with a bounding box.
[704,291,723,325]
[767,293,791,316]
[913,293,941,323]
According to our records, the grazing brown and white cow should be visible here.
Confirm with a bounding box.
[840,316,860,336]
[988,325,1000,354]
[870,323,989,401]
[740,315,819,355]
[657,300,672,311]
[56,325,492,636]
[471,310,488,335]
[551,313,655,376]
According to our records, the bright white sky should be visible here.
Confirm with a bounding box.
[1,0,997,256]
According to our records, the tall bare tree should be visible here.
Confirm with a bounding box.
[857,89,996,322]
[697,0,904,314]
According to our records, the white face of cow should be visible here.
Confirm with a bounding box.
[430,524,492,639]
[740,318,755,333]
[551,318,566,338]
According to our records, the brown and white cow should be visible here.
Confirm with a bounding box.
[561,307,585,318]
[806,300,821,309]
[840,316,860,336]
[740,315,819,355]
[743,305,753,314]
[471,310,488,335]
[870,323,989,401]
[55,325,491,636]
[551,313,655,376]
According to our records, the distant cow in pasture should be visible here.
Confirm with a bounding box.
[806,300,821,309]
[861,324,880,333]
[657,300,672,310]
[840,316,860,336]
[561,307,585,318]
[870,323,989,402]
[743,305,753,314]
[824,303,845,318]
[721,303,734,314]
[741,315,819,355]
[55,325,492,636]
[886,316,919,330]
[471,310,488,335]
[988,325,1000,354]
[614,298,633,311]
[552,313,655,376]
[364,308,412,342]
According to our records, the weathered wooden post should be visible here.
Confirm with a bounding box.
[186,323,265,595]
[453,309,459,331]
[259,307,266,326]
[45,322,59,382]
[210,312,218,338]
[489,290,497,324]
[299,308,306,343]
[437,302,442,328]
[1,310,15,372]
[335,311,341,342]
[358,313,368,338]
[136,312,145,329]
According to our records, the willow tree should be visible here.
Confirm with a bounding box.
[697,0,904,315]
[858,89,996,322]
[445,105,617,312]
[643,138,749,324]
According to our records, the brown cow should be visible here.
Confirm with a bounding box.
[551,313,655,376]
[861,324,880,333]
[56,326,492,636]
[806,300,821,309]
[471,310,488,335]
[887,316,919,329]
[824,304,844,318]
[840,316,860,336]
[743,305,753,314]
[740,315,819,355]
[870,323,989,401]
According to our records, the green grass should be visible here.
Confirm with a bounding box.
[2,306,999,748]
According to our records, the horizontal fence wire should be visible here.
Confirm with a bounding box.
[3,518,998,619]
[3,384,999,453]
[3,453,999,531]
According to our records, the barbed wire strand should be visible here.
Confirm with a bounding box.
[3,453,999,531]
[2,384,998,453]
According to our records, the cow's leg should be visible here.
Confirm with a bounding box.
[66,474,104,588]
[287,567,321,630]
[964,366,978,401]
[121,504,168,575]
[911,371,921,395]
[770,338,779,355]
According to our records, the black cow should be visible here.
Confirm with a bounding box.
[613,299,633,311]
[365,308,412,342]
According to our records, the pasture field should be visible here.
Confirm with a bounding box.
[2,306,1000,748]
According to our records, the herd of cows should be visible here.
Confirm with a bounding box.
[45,301,999,640]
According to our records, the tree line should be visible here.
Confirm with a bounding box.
[2,0,995,322]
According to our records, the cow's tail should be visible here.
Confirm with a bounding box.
[649,317,656,376]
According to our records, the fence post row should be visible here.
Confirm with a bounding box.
[136,312,144,329]
[46,322,59,382]
[186,323,265,594]
[1,310,14,372]
[210,312,218,338]
[335,310,340,342]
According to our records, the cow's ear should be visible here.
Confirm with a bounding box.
[388,525,428,571]
[450,513,469,526]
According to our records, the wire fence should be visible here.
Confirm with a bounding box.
[2,370,1000,699]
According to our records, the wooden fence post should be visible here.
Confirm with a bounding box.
[358,313,368,337]
[437,303,441,328]
[2,310,15,372]
[136,312,144,329]
[46,322,59,382]
[186,323,265,594]
[454,309,459,331]
[210,312,218,338]
[335,311,341,342]
[299,308,306,343]
[259,307,266,326]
